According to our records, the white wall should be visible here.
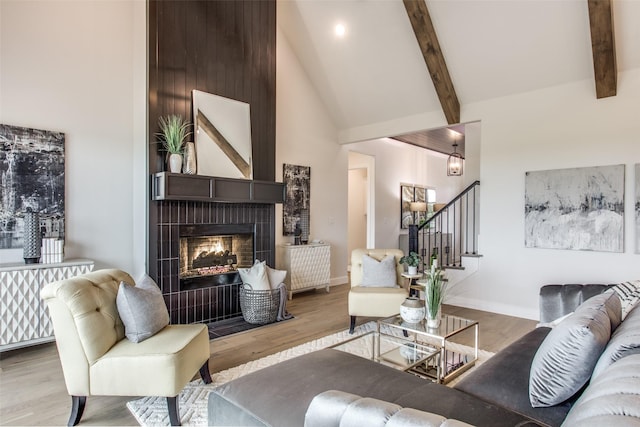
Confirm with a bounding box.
[276,25,465,285]
[275,25,348,284]
[0,1,147,277]
[346,138,465,250]
[448,69,640,320]
[347,167,367,259]
[278,9,639,320]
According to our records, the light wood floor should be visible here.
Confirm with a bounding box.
[0,283,536,426]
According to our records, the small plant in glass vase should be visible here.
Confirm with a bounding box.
[399,251,421,275]
[424,263,446,328]
[158,115,191,173]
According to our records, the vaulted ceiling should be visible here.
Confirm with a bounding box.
[278,0,640,149]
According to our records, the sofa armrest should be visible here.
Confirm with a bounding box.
[304,390,473,427]
[539,284,612,323]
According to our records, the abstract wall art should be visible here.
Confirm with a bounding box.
[192,90,253,179]
[0,124,65,249]
[524,164,624,252]
[283,164,310,236]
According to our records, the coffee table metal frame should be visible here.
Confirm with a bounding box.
[376,314,479,384]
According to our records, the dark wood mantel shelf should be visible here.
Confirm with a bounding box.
[151,172,285,204]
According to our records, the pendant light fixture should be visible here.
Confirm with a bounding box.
[447,135,463,176]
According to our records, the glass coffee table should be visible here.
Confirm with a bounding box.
[376,314,479,384]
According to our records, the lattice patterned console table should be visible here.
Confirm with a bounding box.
[0,259,94,351]
[278,244,330,299]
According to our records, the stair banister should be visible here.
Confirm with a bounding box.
[409,180,480,270]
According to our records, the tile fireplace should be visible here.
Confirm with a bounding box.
[150,200,276,325]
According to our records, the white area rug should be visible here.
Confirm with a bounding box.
[127,321,494,426]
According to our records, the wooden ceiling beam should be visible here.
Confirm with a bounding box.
[587,0,617,98]
[403,0,460,124]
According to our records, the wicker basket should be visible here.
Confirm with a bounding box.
[239,284,280,325]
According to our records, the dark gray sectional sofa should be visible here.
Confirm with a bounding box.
[208,284,640,427]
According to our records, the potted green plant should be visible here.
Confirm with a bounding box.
[423,263,446,328]
[399,251,421,275]
[157,115,191,173]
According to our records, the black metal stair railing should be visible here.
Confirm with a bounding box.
[409,181,480,270]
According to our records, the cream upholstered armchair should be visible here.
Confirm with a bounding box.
[41,269,211,426]
[348,249,409,333]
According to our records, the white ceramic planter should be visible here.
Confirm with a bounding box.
[400,297,425,324]
[169,153,183,173]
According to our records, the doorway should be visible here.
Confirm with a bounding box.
[348,152,375,267]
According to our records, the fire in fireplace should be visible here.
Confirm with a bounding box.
[179,224,255,288]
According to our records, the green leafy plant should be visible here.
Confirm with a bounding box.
[424,263,446,319]
[157,115,191,154]
[399,251,421,268]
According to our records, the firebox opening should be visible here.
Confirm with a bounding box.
[179,224,255,286]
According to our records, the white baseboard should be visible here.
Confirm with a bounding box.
[446,295,539,321]
[331,276,349,287]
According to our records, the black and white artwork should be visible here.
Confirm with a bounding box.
[525,164,624,252]
[283,164,310,236]
[636,164,640,253]
[0,124,65,249]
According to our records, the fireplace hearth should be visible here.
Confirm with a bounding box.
[179,223,254,291]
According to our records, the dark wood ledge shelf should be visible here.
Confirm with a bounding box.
[151,172,285,204]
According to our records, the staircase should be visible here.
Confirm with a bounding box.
[408,181,481,285]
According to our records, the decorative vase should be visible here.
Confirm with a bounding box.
[23,209,41,264]
[183,142,197,174]
[169,153,183,173]
[300,208,310,244]
[400,297,425,324]
[407,265,418,275]
[426,304,441,329]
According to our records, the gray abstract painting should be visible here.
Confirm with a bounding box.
[0,124,65,249]
[283,164,310,236]
[525,165,624,252]
[636,164,640,253]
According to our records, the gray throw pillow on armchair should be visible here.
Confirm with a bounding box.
[360,254,398,288]
[529,292,620,407]
[116,275,170,343]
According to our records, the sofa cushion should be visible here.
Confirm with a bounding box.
[454,327,571,427]
[561,354,640,427]
[304,390,474,427]
[116,275,170,343]
[591,303,640,379]
[538,284,613,324]
[208,348,536,427]
[361,254,398,288]
[529,292,620,407]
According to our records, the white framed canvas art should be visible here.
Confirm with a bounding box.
[525,164,624,252]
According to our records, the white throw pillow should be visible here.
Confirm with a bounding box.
[116,275,170,343]
[238,260,271,290]
[360,254,398,288]
[266,265,287,287]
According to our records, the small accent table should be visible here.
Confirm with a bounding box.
[377,314,479,384]
[401,273,422,297]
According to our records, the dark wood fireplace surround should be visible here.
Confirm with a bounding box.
[148,0,279,325]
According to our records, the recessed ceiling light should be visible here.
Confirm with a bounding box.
[335,23,346,38]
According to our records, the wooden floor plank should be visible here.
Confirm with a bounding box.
[0,283,536,426]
